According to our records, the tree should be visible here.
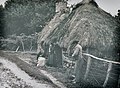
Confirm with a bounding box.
[0,5,4,37]
[115,10,120,23]
[114,10,120,61]
[4,0,56,37]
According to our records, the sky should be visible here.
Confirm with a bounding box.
[68,0,120,16]
[0,0,120,16]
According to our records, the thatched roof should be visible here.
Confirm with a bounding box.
[38,0,119,59]
[37,2,69,45]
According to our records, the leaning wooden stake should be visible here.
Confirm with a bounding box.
[30,39,33,51]
[103,62,112,87]
[15,46,20,52]
[84,56,92,80]
[21,40,25,52]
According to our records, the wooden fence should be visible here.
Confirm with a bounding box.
[82,53,120,87]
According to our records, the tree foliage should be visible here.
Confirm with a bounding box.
[4,0,56,37]
[115,10,120,23]
[114,10,120,60]
[0,5,4,37]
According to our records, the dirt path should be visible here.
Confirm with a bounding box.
[1,51,71,87]
[0,57,54,88]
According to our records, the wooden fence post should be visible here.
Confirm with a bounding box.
[103,62,112,87]
[84,56,92,80]
[15,46,20,52]
[30,39,33,51]
[21,40,25,52]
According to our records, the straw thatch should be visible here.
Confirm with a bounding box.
[37,1,69,52]
[38,0,119,60]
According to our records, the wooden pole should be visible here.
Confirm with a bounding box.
[84,56,92,80]
[103,62,112,87]
[15,46,20,52]
[21,39,25,52]
[84,48,92,80]
[30,39,33,51]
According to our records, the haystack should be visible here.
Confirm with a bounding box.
[37,1,69,52]
[43,0,119,60]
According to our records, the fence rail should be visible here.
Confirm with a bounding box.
[82,53,120,87]
[83,53,120,65]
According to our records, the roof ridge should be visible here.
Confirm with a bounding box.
[72,0,98,11]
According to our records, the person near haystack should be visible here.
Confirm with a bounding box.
[72,41,84,83]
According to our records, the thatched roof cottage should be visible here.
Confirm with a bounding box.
[40,0,119,60]
[37,0,120,87]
